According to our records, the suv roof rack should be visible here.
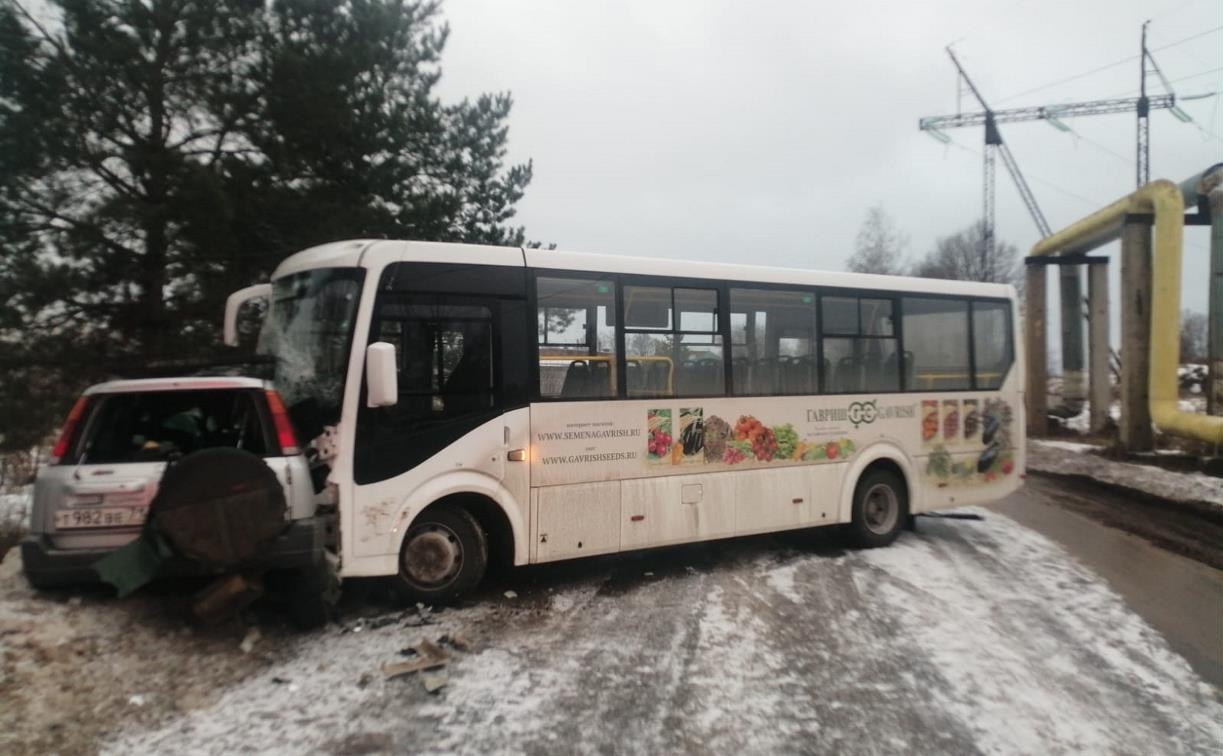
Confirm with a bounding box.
[110,355,275,380]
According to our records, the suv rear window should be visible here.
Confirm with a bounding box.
[70,390,271,464]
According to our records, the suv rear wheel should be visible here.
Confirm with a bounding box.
[394,506,487,604]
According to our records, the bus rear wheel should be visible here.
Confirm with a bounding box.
[849,468,908,548]
[395,506,488,604]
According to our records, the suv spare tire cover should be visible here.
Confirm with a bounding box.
[150,447,288,569]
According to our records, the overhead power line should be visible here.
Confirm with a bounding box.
[995,24,1223,104]
[927,22,1204,188]
[941,137,1106,220]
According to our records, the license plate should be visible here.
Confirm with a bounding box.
[54,506,146,529]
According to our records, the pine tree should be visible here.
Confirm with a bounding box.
[0,0,534,451]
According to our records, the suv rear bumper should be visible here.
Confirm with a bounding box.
[21,517,327,588]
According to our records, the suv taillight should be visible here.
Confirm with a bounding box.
[50,396,90,464]
[265,390,301,455]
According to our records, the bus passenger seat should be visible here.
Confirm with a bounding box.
[589,359,611,397]
[650,360,669,395]
[698,358,722,394]
[561,361,592,398]
[732,357,749,392]
[835,356,859,393]
[788,356,814,394]
[876,351,899,391]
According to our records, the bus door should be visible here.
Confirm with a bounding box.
[352,263,530,559]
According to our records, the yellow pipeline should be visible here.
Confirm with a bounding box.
[1030,179,1222,443]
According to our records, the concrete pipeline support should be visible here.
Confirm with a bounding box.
[1028,166,1223,446]
[1057,264,1086,417]
[1199,170,1223,415]
[1025,263,1048,437]
[1119,220,1153,450]
[1087,260,1111,433]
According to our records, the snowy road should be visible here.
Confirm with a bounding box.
[109,506,1223,755]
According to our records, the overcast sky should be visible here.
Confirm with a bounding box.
[435,0,1222,320]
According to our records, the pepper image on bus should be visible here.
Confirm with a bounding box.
[220,239,1024,603]
[921,400,939,444]
[924,398,1017,487]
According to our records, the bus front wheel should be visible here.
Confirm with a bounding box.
[848,468,908,548]
[395,506,488,604]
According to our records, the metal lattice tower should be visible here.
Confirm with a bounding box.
[922,23,1192,217]
[935,47,1052,265]
[1138,21,1151,187]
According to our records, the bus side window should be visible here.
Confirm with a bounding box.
[972,300,1013,389]
[625,285,723,398]
[536,277,618,399]
[820,296,899,394]
[730,288,817,395]
[901,297,971,391]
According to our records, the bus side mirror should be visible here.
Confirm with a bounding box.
[366,342,399,407]
[223,283,272,347]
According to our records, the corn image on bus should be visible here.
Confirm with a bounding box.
[225,239,1024,602]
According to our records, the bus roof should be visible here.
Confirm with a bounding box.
[271,239,1016,299]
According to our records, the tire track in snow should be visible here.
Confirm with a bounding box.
[108,512,1223,754]
[853,512,1223,754]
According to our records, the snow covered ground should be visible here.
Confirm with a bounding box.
[1028,440,1223,507]
[101,511,1223,755]
[0,485,31,531]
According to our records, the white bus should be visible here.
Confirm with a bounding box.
[227,240,1024,602]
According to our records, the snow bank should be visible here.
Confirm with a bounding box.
[0,486,31,530]
[1028,440,1223,506]
[1060,401,1121,433]
[1032,439,1099,453]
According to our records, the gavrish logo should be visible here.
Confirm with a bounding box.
[807,401,914,427]
[848,400,877,428]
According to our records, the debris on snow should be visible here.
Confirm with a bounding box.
[439,633,472,653]
[382,639,449,680]
[364,615,396,630]
[193,574,265,625]
[239,628,261,655]
[405,604,437,627]
[421,669,449,694]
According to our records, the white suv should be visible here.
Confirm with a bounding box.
[21,376,326,589]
